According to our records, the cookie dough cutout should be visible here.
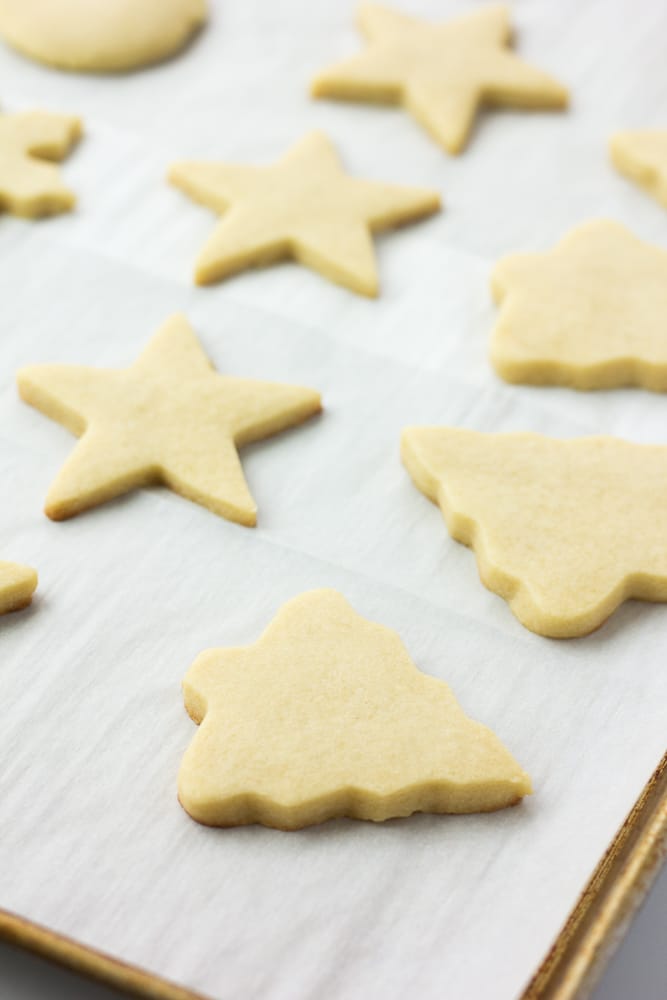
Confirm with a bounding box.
[491,220,667,391]
[0,0,207,73]
[168,130,441,296]
[402,427,667,638]
[0,561,37,615]
[0,109,81,217]
[311,4,568,155]
[179,589,531,830]
[17,314,321,525]
[610,130,667,211]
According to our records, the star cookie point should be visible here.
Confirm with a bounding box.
[0,561,38,615]
[610,129,667,211]
[178,589,531,830]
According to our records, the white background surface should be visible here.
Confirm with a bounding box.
[0,1,666,999]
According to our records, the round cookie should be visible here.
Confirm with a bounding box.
[0,0,207,72]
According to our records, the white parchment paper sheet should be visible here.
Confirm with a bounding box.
[1,1,666,998]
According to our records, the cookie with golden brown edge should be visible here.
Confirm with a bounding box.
[491,220,667,390]
[168,130,441,296]
[402,427,667,637]
[0,0,206,72]
[0,561,37,615]
[611,130,667,211]
[0,108,81,217]
[179,589,531,830]
[312,4,568,154]
[18,315,321,525]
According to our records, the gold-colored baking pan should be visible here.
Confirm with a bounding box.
[1,749,665,1000]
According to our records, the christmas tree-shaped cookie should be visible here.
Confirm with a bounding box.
[402,427,667,637]
[0,108,81,217]
[178,589,531,830]
[610,130,667,211]
[312,4,568,154]
[491,220,667,390]
[0,561,37,614]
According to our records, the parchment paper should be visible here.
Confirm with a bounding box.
[1,1,666,998]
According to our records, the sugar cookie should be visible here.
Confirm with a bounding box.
[312,4,568,154]
[0,0,207,72]
[402,427,667,638]
[610,130,667,211]
[0,109,81,217]
[179,589,531,829]
[18,315,321,525]
[0,561,37,615]
[491,220,667,390]
[168,130,441,296]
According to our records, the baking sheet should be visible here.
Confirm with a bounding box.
[1,1,666,998]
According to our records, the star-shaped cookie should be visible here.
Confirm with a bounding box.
[311,4,568,154]
[168,130,441,296]
[179,589,531,829]
[490,220,667,390]
[17,314,321,525]
[0,108,81,217]
[610,130,667,211]
[0,561,37,614]
[402,427,667,637]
